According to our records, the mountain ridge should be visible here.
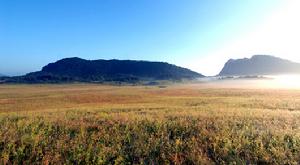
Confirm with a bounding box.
[4,57,203,83]
[219,55,300,76]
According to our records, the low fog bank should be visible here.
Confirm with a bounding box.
[196,75,300,89]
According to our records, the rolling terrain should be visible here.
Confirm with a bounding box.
[1,55,300,164]
[4,58,203,83]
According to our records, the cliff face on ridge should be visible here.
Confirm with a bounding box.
[219,55,300,76]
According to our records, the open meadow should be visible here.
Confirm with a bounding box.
[1,83,300,164]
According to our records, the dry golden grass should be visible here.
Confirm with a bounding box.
[1,83,300,164]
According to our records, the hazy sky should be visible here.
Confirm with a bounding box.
[1,0,299,76]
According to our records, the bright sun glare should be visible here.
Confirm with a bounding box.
[268,75,300,89]
[195,0,300,76]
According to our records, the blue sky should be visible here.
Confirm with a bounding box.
[1,0,295,76]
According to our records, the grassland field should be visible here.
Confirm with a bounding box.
[1,83,300,164]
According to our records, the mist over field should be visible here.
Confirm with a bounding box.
[2,0,300,164]
[197,74,300,89]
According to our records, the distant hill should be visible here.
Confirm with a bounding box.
[219,55,300,76]
[8,58,203,83]
[0,73,7,77]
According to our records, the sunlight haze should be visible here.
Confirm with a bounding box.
[195,0,300,75]
[2,1,300,164]
[0,0,299,76]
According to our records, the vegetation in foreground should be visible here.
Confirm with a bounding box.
[1,84,300,164]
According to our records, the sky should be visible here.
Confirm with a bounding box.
[0,0,299,76]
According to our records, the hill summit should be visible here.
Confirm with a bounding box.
[17,58,203,83]
[219,55,300,76]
